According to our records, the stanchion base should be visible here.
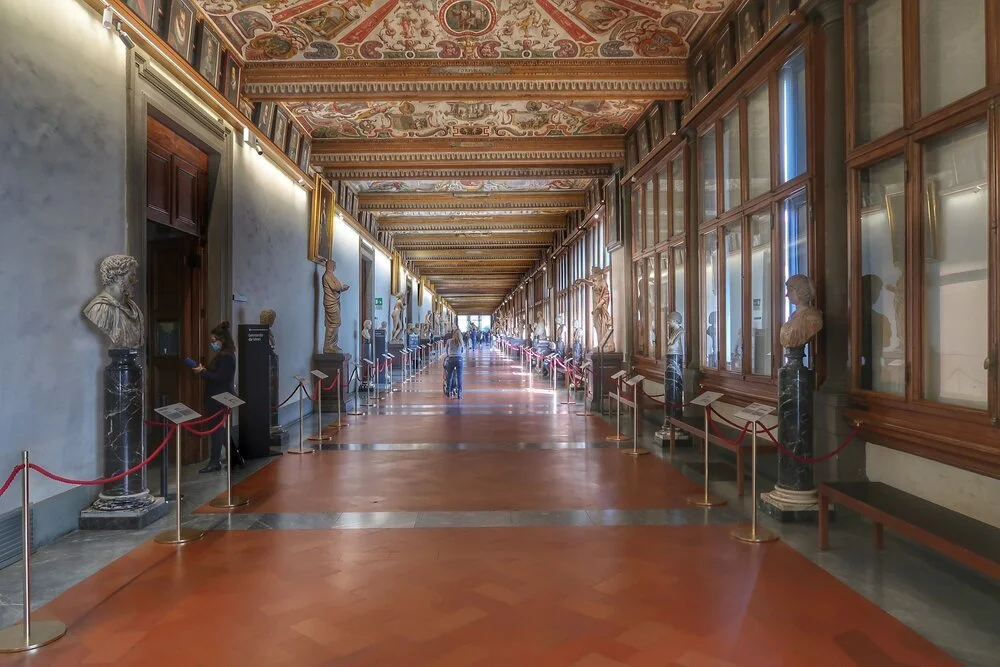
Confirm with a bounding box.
[606,434,630,442]
[154,527,204,544]
[730,525,779,543]
[286,447,316,455]
[325,422,347,430]
[559,399,575,404]
[0,620,67,653]
[209,495,250,509]
[621,449,650,457]
[307,435,334,442]
[575,411,591,417]
[686,494,727,508]
[346,411,364,416]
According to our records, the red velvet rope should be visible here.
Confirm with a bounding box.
[181,410,229,437]
[759,422,862,464]
[0,465,26,499]
[28,425,177,487]
[706,407,751,446]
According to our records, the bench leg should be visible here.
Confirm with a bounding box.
[873,522,884,550]
[818,493,829,551]
[736,448,745,497]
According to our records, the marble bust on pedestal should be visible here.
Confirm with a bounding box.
[83,255,144,349]
[780,275,823,348]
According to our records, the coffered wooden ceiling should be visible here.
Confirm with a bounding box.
[193,0,730,312]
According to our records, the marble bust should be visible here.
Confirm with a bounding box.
[665,311,684,355]
[554,313,565,345]
[260,309,277,349]
[361,319,372,342]
[83,255,144,349]
[533,314,546,340]
[572,319,582,346]
[779,274,824,348]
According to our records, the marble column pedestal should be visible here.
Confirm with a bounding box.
[760,346,823,522]
[80,349,167,530]
[655,352,690,445]
[585,351,624,412]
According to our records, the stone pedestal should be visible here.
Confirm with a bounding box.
[760,346,821,522]
[388,343,405,380]
[586,351,624,412]
[313,352,351,413]
[655,352,690,445]
[80,349,167,530]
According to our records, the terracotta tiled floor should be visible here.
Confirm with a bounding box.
[1,348,964,665]
[4,528,959,666]
[199,449,703,513]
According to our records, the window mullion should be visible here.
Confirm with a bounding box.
[905,139,920,403]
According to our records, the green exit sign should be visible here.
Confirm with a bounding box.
[375,297,383,308]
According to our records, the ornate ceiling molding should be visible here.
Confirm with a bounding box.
[378,216,566,231]
[360,191,585,210]
[324,166,611,180]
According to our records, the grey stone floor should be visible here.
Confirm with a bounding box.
[0,391,997,665]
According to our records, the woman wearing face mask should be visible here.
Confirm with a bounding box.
[193,321,244,473]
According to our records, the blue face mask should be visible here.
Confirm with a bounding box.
[210,341,222,352]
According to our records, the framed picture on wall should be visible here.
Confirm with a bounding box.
[636,119,650,159]
[165,0,196,63]
[195,22,222,89]
[238,98,254,121]
[272,106,290,152]
[625,134,638,173]
[254,101,275,137]
[738,0,764,60]
[693,53,708,103]
[663,100,679,136]
[309,175,335,263]
[287,125,301,163]
[298,137,312,171]
[124,0,164,32]
[767,0,794,29]
[221,51,242,106]
[716,22,735,80]
[603,172,622,252]
[648,105,664,147]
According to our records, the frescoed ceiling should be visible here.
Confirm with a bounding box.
[185,0,732,312]
[200,0,728,62]
[289,100,645,139]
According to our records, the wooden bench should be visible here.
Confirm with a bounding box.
[666,414,777,498]
[819,481,1000,581]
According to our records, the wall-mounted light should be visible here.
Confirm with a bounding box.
[242,126,250,144]
[116,22,135,49]
[102,6,114,29]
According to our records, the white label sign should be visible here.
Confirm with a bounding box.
[154,403,202,424]
[690,391,724,407]
[624,374,645,387]
[211,392,246,409]
[310,370,329,380]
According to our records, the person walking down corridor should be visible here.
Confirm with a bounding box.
[445,328,466,398]
[193,321,244,473]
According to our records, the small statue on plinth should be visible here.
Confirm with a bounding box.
[555,313,566,347]
[390,291,406,343]
[362,319,372,343]
[533,313,547,341]
[322,260,350,353]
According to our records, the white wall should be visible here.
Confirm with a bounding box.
[331,215,361,361]
[0,0,128,512]
[867,445,1000,529]
[373,249,391,331]
[230,143,315,413]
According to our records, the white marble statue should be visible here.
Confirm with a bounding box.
[665,312,684,355]
[390,291,406,343]
[322,260,350,353]
[361,319,372,343]
[582,266,614,352]
[83,255,144,349]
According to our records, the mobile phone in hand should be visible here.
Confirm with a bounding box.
[184,358,197,368]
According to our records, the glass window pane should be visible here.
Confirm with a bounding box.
[671,158,685,236]
[658,171,671,242]
[854,0,903,144]
[747,83,770,199]
[659,253,671,358]
[647,257,658,356]
[922,121,989,409]
[722,108,741,211]
[633,189,642,250]
[779,49,807,182]
[781,189,810,366]
[750,212,772,375]
[919,0,985,115]
[673,246,685,338]
[859,158,905,394]
[700,129,717,221]
[644,182,656,248]
[703,230,719,368]
[635,262,646,357]
[724,223,743,371]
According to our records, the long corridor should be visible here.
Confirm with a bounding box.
[0,348,971,666]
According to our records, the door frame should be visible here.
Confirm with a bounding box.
[124,49,234,418]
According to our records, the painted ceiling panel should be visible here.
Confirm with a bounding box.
[289,99,645,138]
[354,178,591,192]
[197,0,727,61]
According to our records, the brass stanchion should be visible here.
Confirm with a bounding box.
[687,406,726,508]
[308,371,333,442]
[606,374,629,442]
[623,375,649,457]
[155,407,206,543]
[0,453,66,652]
[333,369,346,428]
[210,400,249,509]
[287,381,315,454]
[347,365,364,416]
[732,410,778,543]
[575,364,593,417]
[559,362,575,405]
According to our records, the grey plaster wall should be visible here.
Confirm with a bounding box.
[230,142,316,416]
[0,0,128,513]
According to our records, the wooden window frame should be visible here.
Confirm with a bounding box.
[845,0,1000,477]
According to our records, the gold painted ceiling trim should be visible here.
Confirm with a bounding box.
[324,166,611,180]
[359,191,584,208]
[377,215,566,227]
[243,59,685,78]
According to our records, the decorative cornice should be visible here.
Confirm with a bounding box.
[323,166,611,179]
[313,150,622,164]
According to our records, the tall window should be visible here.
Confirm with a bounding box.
[700,129,717,221]
[750,212,773,376]
[635,262,646,357]
[657,171,670,242]
[644,183,655,248]
[722,108,741,211]
[853,0,903,144]
[779,49,807,183]
[671,158,686,236]
[918,0,985,115]
[702,230,719,368]
[723,224,743,371]
[747,83,770,199]
[646,257,657,355]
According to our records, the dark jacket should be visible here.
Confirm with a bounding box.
[201,352,236,409]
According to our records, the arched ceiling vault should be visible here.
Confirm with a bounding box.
[190,0,732,313]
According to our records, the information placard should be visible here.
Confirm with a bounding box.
[690,391,724,407]
[734,402,775,422]
[624,374,645,387]
[211,392,246,409]
[154,403,201,424]
[310,370,329,380]
[610,370,628,380]
[293,375,309,383]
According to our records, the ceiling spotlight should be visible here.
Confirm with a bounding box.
[242,126,250,144]
[255,141,264,156]
[102,6,114,29]
[116,23,135,49]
